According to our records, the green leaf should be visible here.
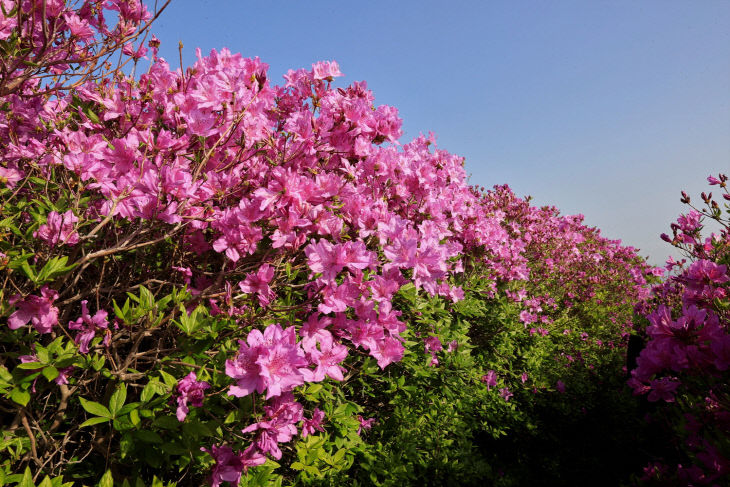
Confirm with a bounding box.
[37,476,53,487]
[10,388,30,406]
[85,106,101,125]
[80,416,109,428]
[152,415,180,430]
[16,362,45,370]
[19,260,37,283]
[80,397,112,418]
[159,370,177,388]
[135,430,163,444]
[129,409,141,426]
[19,466,33,487]
[42,366,59,382]
[36,256,77,283]
[109,384,127,417]
[97,469,113,487]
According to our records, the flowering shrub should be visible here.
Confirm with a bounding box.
[630,174,730,486]
[0,1,668,486]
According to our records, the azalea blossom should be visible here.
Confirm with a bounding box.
[175,372,210,421]
[8,286,59,334]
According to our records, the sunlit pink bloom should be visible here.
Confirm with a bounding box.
[312,60,343,80]
[254,325,308,399]
[226,339,264,398]
[303,333,348,382]
[0,163,23,187]
[370,336,404,369]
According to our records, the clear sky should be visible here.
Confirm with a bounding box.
[149,0,730,266]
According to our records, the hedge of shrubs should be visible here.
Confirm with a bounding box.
[0,1,727,486]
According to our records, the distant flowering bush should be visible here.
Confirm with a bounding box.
[0,1,667,485]
[631,174,730,485]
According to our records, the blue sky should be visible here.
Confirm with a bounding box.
[149,0,730,266]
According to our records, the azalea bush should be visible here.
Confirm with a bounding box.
[629,174,730,486]
[0,1,675,486]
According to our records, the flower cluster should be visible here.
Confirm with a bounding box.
[631,174,730,484]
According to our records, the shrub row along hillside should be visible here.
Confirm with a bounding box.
[2,1,725,486]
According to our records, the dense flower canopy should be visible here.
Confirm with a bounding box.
[5,1,723,485]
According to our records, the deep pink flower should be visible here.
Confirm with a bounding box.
[242,393,303,460]
[0,163,23,188]
[227,324,308,399]
[68,300,110,353]
[301,408,325,438]
[34,210,80,247]
[647,377,681,402]
[482,370,498,390]
[357,415,375,435]
[175,372,210,421]
[499,387,514,401]
[238,264,276,307]
[303,333,348,382]
[202,444,264,487]
[305,239,375,282]
[8,286,59,334]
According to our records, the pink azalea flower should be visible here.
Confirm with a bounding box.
[68,300,110,353]
[482,370,498,390]
[499,387,514,401]
[369,336,404,369]
[305,240,375,282]
[238,264,276,307]
[301,408,326,438]
[303,333,348,382]
[0,163,23,188]
[357,415,375,435]
[242,393,303,460]
[226,339,264,398]
[175,372,210,422]
[226,324,308,399]
[8,286,59,334]
[34,210,80,247]
[202,444,265,487]
[647,377,681,402]
[311,60,343,81]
